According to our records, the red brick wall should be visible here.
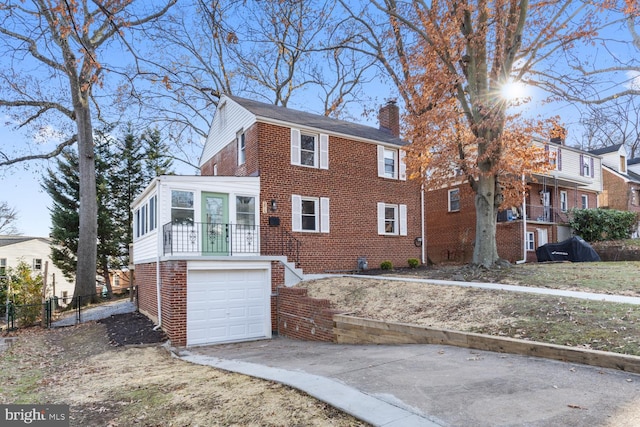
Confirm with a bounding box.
[159,260,188,346]
[204,121,423,273]
[136,259,340,344]
[270,261,284,331]
[496,221,524,263]
[425,184,476,264]
[135,263,158,321]
[276,287,342,342]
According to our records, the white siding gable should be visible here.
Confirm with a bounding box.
[200,96,257,168]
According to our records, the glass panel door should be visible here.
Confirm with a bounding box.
[202,192,229,255]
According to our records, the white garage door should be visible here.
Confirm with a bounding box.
[187,269,270,346]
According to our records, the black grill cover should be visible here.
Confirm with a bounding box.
[536,236,601,262]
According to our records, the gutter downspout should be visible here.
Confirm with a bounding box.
[421,183,426,265]
[516,174,527,264]
[154,179,162,327]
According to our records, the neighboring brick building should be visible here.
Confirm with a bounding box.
[426,138,603,264]
[592,144,640,237]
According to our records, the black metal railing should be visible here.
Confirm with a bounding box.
[163,222,260,256]
[263,228,301,267]
[496,205,571,224]
[162,221,302,266]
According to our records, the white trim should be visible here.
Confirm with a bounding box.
[448,188,460,212]
[320,197,330,233]
[399,150,406,181]
[399,204,407,236]
[291,128,301,165]
[526,231,535,251]
[377,145,385,178]
[291,194,302,231]
[319,134,329,170]
[377,202,386,235]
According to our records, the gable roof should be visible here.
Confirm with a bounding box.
[0,236,49,248]
[227,95,407,147]
[589,144,624,156]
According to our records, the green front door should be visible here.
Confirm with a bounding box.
[202,192,229,255]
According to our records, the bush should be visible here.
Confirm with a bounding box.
[380,260,393,270]
[569,208,639,242]
[407,258,420,268]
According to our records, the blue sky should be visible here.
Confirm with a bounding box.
[1,2,637,237]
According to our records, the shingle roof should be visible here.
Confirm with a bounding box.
[0,236,49,247]
[629,157,640,166]
[227,95,406,147]
[589,144,623,156]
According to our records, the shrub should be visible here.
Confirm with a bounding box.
[569,208,639,242]
[380,260,393,270]
[408,258,420,268]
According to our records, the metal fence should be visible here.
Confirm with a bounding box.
[1,293,126,332]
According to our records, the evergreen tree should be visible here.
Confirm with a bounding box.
[42,130,122,299]
[142,127,174,179]
[42,149,80,282]
[94,129,121,297]
[110,124,148,266]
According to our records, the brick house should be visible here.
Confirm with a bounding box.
[592,144,640,237]
[425,138,603,264]
[131,96,424,346]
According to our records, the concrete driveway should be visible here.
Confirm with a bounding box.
[181,337,640,427]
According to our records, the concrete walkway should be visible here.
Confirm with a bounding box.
[306,273,640,305]
[51,300,136,327]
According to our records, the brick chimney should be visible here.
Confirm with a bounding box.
[378,100,400,137]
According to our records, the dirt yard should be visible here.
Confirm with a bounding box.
[298,263,640,355]
[0,317,367,427]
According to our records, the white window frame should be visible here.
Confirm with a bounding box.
[290,128,328,169]
[581,194,589,209]
[377,146,406,180]
[0,258,6,276]
[291,195,329,233]
[237,131,246,165]
[171,190,195,225]
[149,195,157,231]
[448,188,460,212]
[236,195,256,227]
[548,146,559,170]
[526,232,535,251]
[377,202,407,236]
[560,191,568,213]
[581,154,593,177]
[33,258,43,271]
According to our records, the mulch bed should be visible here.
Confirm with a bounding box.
[98,311,167,347]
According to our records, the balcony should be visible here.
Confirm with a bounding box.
[497,205,570,224]
[162,222,301,265]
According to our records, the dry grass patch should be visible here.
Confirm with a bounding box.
[299,274,640,355]
[0,324,368,427]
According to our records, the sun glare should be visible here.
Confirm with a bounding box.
[500,81,528,101]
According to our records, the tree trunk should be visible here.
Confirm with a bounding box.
[73,102,99,304]
[473,174,500,267]
[102,257,113,298]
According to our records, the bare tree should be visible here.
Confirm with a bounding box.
[578,96,640,158]
[0,202,19,235]
[0,0,175,303]
[125,0,376,164]
[338,0,640,268]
